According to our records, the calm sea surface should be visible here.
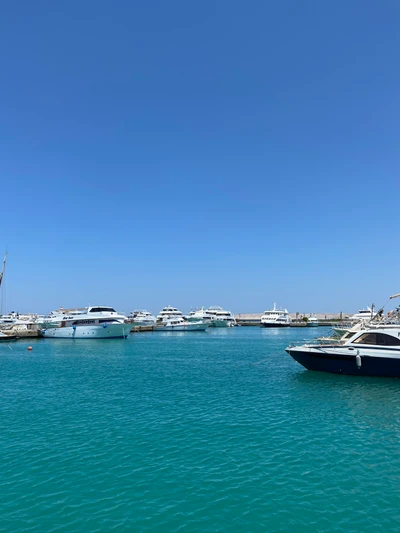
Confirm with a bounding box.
[2,327,400,532]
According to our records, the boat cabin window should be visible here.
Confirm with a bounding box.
[89,307,116,313]
[352,332,400,346]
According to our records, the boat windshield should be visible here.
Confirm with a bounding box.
[352,332,400,346]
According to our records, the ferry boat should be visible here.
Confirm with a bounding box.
[156,317,209,331]
[156,306,185,324]
[41,306,130,339]
[205,306,236,327]
[307,314,319,327]
[286,294,400,377]
[260,304,290,327]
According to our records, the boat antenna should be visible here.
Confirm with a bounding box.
[0,251,7,315]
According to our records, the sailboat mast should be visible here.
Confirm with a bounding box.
[0,251,7,287]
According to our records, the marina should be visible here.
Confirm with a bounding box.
[2,0,396,529]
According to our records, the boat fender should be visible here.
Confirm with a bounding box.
[356,353,362,369]
[103,323,107,328]
[72,325,76,330]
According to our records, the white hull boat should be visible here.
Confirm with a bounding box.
[42,322,131,339]
[156,317,209,331]
[205,306,236,327]
[41,306,130,339]
[261,303,290,327]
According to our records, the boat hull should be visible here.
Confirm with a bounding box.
[261,323,290,328]
[286,346,400,378]
[0,334,17,341]
[156,323,209,332]
[42,323,130,339]
[210,320,235,328]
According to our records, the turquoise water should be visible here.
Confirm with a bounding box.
[2,327,400,532]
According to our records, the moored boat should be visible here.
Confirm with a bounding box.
[156,306,185,324]
[260,303,290,327]
[307,314,319,327]
[348,306,377,322]
[205,306,236,327]
[0,331,17,341]
[41,306,130,339]
[286,295,400,377]
[156,317,209,331]
[187,307,213,323]
[129,310,156,325]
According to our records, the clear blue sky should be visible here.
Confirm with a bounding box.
[1,0,399,315]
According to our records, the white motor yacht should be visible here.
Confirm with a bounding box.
[205,306,236,327]
[260,304,290,327]
[156,306,185,324]
[333,306,378,335]
[156,316,209,332]
[187,307,213,323]
[41,306,130,339]
[348,306,377,322]
[129,310,156,325]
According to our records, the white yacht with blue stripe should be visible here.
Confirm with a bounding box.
[41,306,130,339]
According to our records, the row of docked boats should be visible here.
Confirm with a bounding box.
[129,305,237,329]
[260,304,376,328]
[286,294,400,378]
[0,304,237,338]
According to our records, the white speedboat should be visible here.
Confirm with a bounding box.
[286,324,400,377]
[156,317,209,331]
[129,310,156,325]
[205,306,236,327]
[156,306,185,324]
[307,314,319,327]
[286,294,400,377]
[41,306,130,339]
[260,303,290,327]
